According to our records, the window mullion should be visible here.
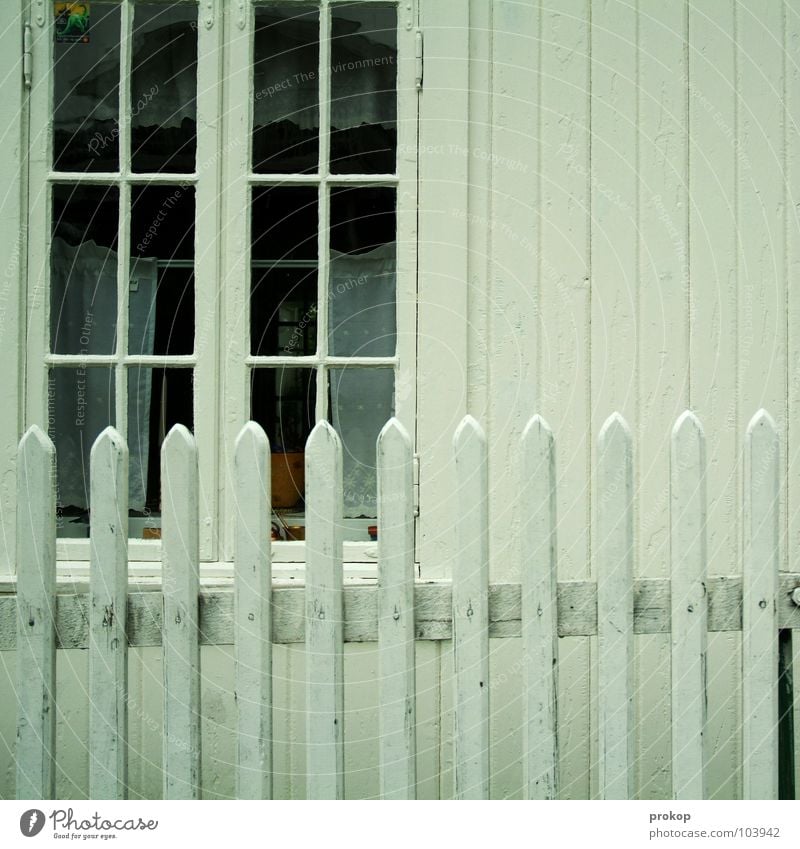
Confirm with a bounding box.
[317,0,332,423]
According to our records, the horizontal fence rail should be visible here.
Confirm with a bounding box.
[3,411,797,800]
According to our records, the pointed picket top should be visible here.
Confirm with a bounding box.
[453,414,486,458]
[307,418,342,456]
[746,408,778,439]
[19,423,55,459]
[90,425,126,462]
[235,419,271,456]
[598,411,632,449]
[378,416,412,453]
[672,409,704,442]
[163,422,196,457]
[521,414,554,451]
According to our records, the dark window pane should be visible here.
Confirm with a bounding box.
[328,187,396,356]
[251,367,316,453]
[131,4,198,173]
[54,3,121,172]
[330,4,397,174]
[51,184,119,354]
[127,367,193,517]
[253,6,320,174]
[251,187,318,355]
[329,368,394,518]
[49,366,115,531]
[131,185,195,259]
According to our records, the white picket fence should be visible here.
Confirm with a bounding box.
[4,410,798,800]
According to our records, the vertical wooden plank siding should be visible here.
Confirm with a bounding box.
[15,426,57,800]
[452,416,490,800]
[669,412,707,799]
[377,419,416,799]
[161,425,201,800]
[539,0,592,799]
[743,411,780,799]
[305,421,345,799]
[521,416,558,799]
[234,422,272,800]
[687,0,741,798]
[596,414,634,799]
[88,428,129,800]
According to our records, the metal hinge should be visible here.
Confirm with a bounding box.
[415,28,423,91]
[23,22,32,89]
[412,453,420,517]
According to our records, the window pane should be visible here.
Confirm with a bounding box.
[51,184,119,355]
[330,4,397,174]
[127,367,194,525]
[131,4,198,173]
[251,187,318,355]
[54,3,121,172]
[253,6,320,174]
[49,366,115,534]
[329,367,394,519]
[130,186,195,356]
[329,187,396,356]
[251,368,316,515]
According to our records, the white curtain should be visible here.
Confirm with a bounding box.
[328,244,396,517]
[50,238,157,511]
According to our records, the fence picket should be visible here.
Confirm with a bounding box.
[596,413,634,799]
[234,422,273,800]
[88,427,129,800]
[15,425,57,800]
[452,415,490,800]
[161,424,201,799]
[521,415,558,799]
[743,410,780,799]
[670,411,707,799]
[377,418,416,799]
[305,421,344,799]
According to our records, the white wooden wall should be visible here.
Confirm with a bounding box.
[1,0,799,799]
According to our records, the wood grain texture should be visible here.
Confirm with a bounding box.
[304,421,344,799]
[377,419,416,799]
[161,425,201,800]
[452,416,490,799]
[234,422,272,800]
[743,410,780,799]
[15,426,57,800]
[521,416,558,798]
[3,575,800,652]
[88,427,129,800]
[669,412,707,799]
[596,414,635,799]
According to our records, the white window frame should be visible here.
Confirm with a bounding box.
[21,0,420,575]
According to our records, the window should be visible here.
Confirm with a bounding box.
[25,0,419,565]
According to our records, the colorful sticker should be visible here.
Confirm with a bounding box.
[55,2,90,44]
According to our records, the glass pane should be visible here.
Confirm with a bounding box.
[251,187,318,355]
[48,366,115,534]
[330,4,397,174]
[329,368,394,519]
[127,367,193,527]
[51,184,119,354]
[54,3,121,172]
[329,187,396,356]
[253,5,320,174]
[251,368,316,519]
[131,185,195,259]
[131,4,198,173]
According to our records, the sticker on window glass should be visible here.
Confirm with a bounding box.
[55,2,90,44]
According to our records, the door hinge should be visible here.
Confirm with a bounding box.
[23,22,32,89]
[414,28,424,91]
[412,452,420,517]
